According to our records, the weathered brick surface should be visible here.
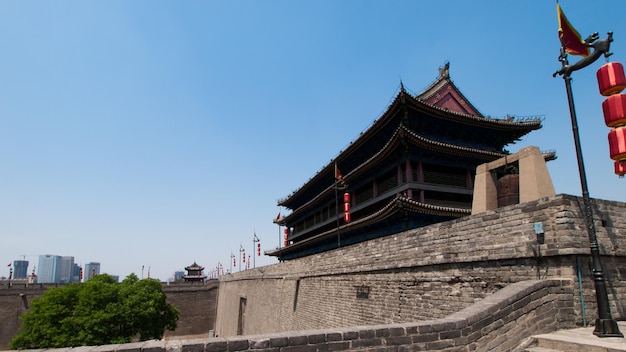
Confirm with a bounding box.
[4,278,573,352]
[25,278,566,352]
[0,285,47,349]
[214,195,626,338]
[163,282,219,338]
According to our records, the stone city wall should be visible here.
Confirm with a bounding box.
[163,281,219,338]
[0,285,47,350]
[3,279,573,352]
[0,281,219,350]
[214,194,626,338]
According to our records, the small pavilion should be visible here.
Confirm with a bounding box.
[183,262,207,282]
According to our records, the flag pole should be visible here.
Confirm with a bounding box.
[335,179,340,247]
[555,39,623,337]
[334,163,346,247]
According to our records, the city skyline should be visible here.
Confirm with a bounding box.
[1,2,626,281]
[4,254,200,283]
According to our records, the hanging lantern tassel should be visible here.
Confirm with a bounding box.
[608,126,626,161]
[597,62,626,96]
[615,160,626,177]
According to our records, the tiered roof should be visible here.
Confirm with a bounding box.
[270,63,545,260]
[278,65,541,211]
[183,261,207,282]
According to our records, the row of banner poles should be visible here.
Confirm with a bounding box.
[223,233,263,274]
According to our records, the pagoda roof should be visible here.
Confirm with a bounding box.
[415,61,484,117]
[277,64,542,211]
[279,124,505,221]
[184,262,204,271]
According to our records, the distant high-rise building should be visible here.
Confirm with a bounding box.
[71,263,81,283]
[37,255,62,283]
[84,262,101,281]
[59,256,75,283]
[13,260,29,279]
[174,271,185,281]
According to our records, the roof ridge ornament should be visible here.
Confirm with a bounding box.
[438,61,450,79]
[399,81,407,105]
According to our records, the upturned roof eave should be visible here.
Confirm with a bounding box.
[406,93,542,131]
[277,81,542,209]
[276,93,404,208]
[278,125,507,221]
[268,196,471,258]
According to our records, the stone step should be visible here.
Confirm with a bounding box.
[532,326,626,352]
[524,347,563,352]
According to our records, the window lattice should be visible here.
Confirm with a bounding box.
[423,170,467,187]
[377,172,398,195]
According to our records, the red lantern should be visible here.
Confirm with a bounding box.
[597,62,626,96]
[343,192,351,223]
[616,160,626,176]
[608,126,626,161]
[602,94,626,127]
[283,228,289,246]
[257,243,261,256]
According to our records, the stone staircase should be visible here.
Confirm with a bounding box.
[524,322,626,352]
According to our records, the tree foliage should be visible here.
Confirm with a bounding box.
[10,274,179,349]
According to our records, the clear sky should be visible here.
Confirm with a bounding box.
[1,1,625,282]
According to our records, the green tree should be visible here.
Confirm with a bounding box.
[10,274,179,349]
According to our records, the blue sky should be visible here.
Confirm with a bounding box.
[1,1,625,281]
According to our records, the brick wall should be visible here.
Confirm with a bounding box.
[214,194,626,337]
[0,285,46,350]
[8,279,573,352]
[0,281,219,349]
[162,281,219,338]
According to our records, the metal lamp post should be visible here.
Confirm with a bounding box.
[239,246,245,272]
[253,233,260,269]
[553,32,623,338]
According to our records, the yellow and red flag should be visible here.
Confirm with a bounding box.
[557,3,589,57]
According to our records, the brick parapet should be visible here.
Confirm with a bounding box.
[224,195,625,282]
[3,279,572,352]
[215,194,625,335]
